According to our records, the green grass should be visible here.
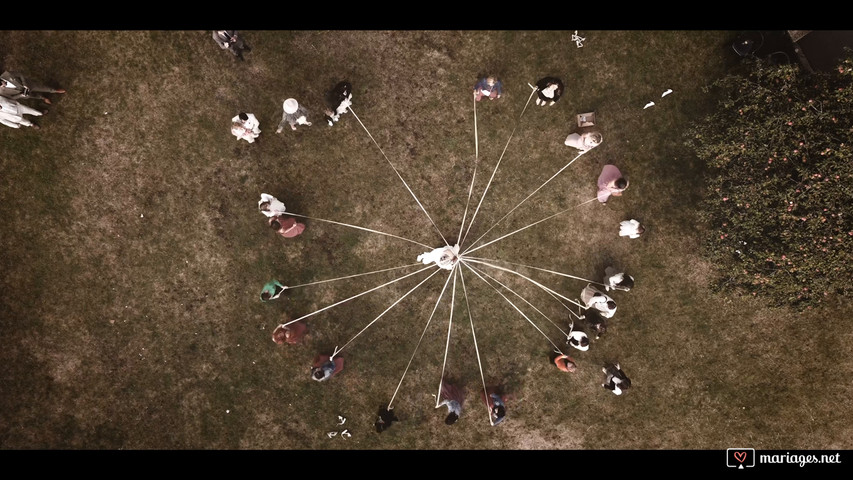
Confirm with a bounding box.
[1,30,852,450]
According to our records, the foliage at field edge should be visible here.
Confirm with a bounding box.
[685,54,853,310]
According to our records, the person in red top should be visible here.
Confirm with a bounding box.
[270,216,305,238]
[271,321,306,345]
[553,353,577,372]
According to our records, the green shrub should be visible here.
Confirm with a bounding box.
[686,54,853,309]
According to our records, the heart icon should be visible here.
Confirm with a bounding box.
[734,451,747,463]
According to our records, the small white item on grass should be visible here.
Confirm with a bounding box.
[341,429,351,439]
[644,101,655,109]
[661,89,673,97]
[140,214,143,217]
[571,30,586,48]
[327,432,337,438]
[337,415,346,425]
[226,410,230,413]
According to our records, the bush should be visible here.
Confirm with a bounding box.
[685,54,853,309]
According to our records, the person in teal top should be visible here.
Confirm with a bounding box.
[260,280,286,302]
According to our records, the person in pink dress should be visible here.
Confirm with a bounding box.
[270,216,305,238]
[597,164,629,204]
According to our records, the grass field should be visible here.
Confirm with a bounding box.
[2,30,852,451]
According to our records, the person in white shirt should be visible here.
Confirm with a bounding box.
[602,362,631,395]
[604,266,635,292]
[231,112,260,143]
[564,131,602,152]
[619,219,645,239]
[0,95,43,129]
[580,284,617,318]
[258,193,287,217]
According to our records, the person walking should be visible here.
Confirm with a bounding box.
[375,405,399,433]
[535,76,564,106]
[580,284,617,318]
[597,164,628,204]
[484,388,507,426]
[583,308,608,339]
[436,382,465,425]
[323,81,353,127]
[602,362,632,395]
[473,75,503,102]
[604,267,635,292]
[1,70,66,105]
[564,131,602,152]
[272,321,307,345]
[619,219,645,239]
[260,279,286,302]
[553,353,577,372]
[311,353,344,382]
[231,112,260,143]
[258,193,286,217]
[212,30,251,60]
[567,329,590,351]
[270,216,306,238]
[276,98,312,133]
[0,95,43,129]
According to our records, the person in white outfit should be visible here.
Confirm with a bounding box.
[276,98,312,133]
[258,193,286,217]
[231,112,260,143]
[580,284,617,318]
[0,96,43,129]
[564,131,602,152]
[604,266,634,292]
[619,219,645,239]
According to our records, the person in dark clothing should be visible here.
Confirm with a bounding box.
[375,405,399,433]
[535,76,564,106]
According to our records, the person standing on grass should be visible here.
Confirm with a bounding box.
[602,362,631,395]
[535,76,564,106]
[597,164,628,204]
[212,30,251,61]
[260,279,286,302]
[436,382,465,425]
[272,321,306,344]
[231,112,260,143]
[276,98,312,133]
[1,70,66,105]
[375,405,399,433]
[258,193,287,217]
[583,308,607,339]
[311,353,344,382]
[269,215,306,238]
[567,329,590,351]
[0,95,43,129]
[580,284,617,318]
[604,267,634,292]
[619,219,645,239]
[564,131,602,152]
[553,353,577,372]
[484,388,508,426]
[473,75,503,102]
[323,80,353,127]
